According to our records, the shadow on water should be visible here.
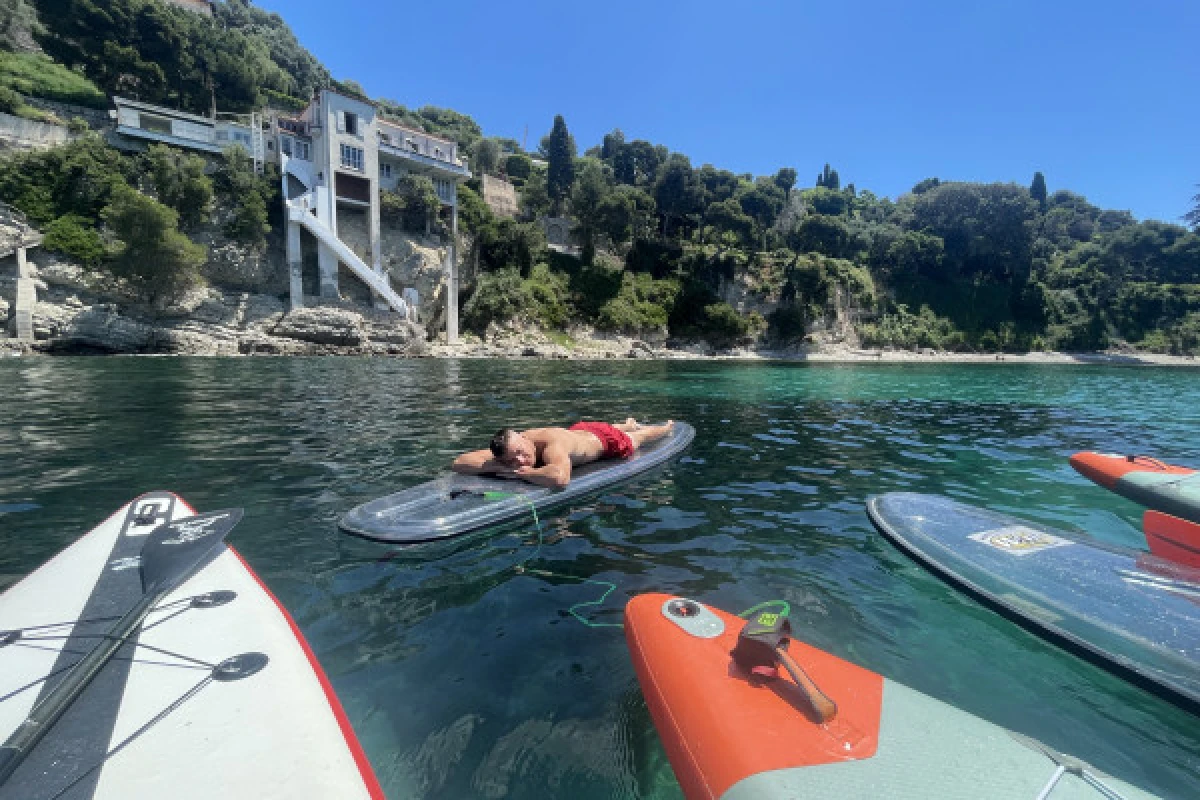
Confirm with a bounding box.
[2,358,1199,798]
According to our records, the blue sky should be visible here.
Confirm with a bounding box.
[257,0,1198,223]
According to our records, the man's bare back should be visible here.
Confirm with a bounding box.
[452,419,675,488]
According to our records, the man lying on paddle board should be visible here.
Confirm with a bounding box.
[452,419,674,488]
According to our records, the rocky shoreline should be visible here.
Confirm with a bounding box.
[4,259,1197,367]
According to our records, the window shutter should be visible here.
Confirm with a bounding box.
[336,111,346,133]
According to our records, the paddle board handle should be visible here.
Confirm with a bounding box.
[776,649,838,723]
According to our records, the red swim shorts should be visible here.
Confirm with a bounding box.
[569,421,634,459]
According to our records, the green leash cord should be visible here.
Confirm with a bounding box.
[494,490,787,630]
[496,492,625,630]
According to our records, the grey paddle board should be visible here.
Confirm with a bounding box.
[866,492,1200,712]
[339,421,695,543]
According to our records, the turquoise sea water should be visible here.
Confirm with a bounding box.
[1,358,1198,798]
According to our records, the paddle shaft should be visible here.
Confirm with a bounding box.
[0,590,162,783]
[776,648,838,723]
[0,506,241,786]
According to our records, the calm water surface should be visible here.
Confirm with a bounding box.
[1,358,1198,798]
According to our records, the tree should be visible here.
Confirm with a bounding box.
[520,169,552,219]
[543,115,576,214]
[570,159,611,263]
[815,163,840,190]
[474,138,500,175]
[1186,185,1200,232]
[654,155,699,237]
[382,173,441,233]
[912,177,941,194]
[144,144,212,230]
[101,184,206,306]
[597,185,655,246]
[739,179,786,250]
[214,145,273,245]
[505,153,532,183]
[1030,171,1048,209]
[773,167,797,197]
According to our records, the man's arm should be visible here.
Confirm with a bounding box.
[451,449,513,476]
[513,444,572,489]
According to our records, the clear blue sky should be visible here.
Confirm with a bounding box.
[256,0,1198,223]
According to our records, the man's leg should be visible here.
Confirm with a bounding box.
[626,420,674,451]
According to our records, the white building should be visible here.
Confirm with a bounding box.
[109,91,472,341]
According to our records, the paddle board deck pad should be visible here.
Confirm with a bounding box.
[1070,451,1200,524]
[339,421,695,543]
[0,492,383,800]
[624,593,1156,800]
[866,492,1200,713]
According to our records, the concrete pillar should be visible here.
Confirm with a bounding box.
[14,246,34,340]
[318,243,339,298]
[287,222,303,310]
[446,196,459,344]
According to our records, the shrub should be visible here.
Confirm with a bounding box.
[461,268,530,332]
[101,185,207,305]
[505,153,532,183]
[524,262,573,328]
[595,272,679,334]
[767,305,808,342]
[0,85,21,114]
[145,144,213,230]
[0,134,135,226]
[214,146,273,245]
[43,213,104,266]
[67,116,89,134]
[859,304,963,350]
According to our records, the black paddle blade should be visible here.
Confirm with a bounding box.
[140,508,244,593]
[730,609,793,670]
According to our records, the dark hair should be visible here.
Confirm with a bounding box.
[490,428,515,459]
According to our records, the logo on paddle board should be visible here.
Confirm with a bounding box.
[109,556,142,571]
[968,526,1073,555]
[161,513,231,546]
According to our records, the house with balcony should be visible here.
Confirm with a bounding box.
[107,90,471,341]
[277,89,471,339]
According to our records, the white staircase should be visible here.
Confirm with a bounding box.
[287,201,408,314]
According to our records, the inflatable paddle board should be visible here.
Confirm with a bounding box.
[339,421,694,543]
[0,491,383,800]
[624,593,1157,800]
[866,492,1200,713]
[1070,452,1200,525]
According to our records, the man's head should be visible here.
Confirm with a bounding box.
[490,428,536,468]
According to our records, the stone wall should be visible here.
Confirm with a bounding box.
[21,97,112,130]
[335,208,450,325]
[0,111,71,151]
[481,175,519,218]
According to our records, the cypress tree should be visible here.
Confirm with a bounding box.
[1030,171,1048,208]
[545,115,576,215]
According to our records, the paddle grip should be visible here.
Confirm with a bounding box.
[776,648,838,723]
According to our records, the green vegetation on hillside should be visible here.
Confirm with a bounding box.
[29,0,328,112]
[0,133,283,302]
[0,51,106,107]
[0,1,1194,352]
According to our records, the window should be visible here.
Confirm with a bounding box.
[434,147,442,159]
[381,163,392,179]
[340,144,364,171]
[294,139,310,160]
[280,136,293,157]
[408,140,419,153]
[140,113,172,134]
[344,112,358,136]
